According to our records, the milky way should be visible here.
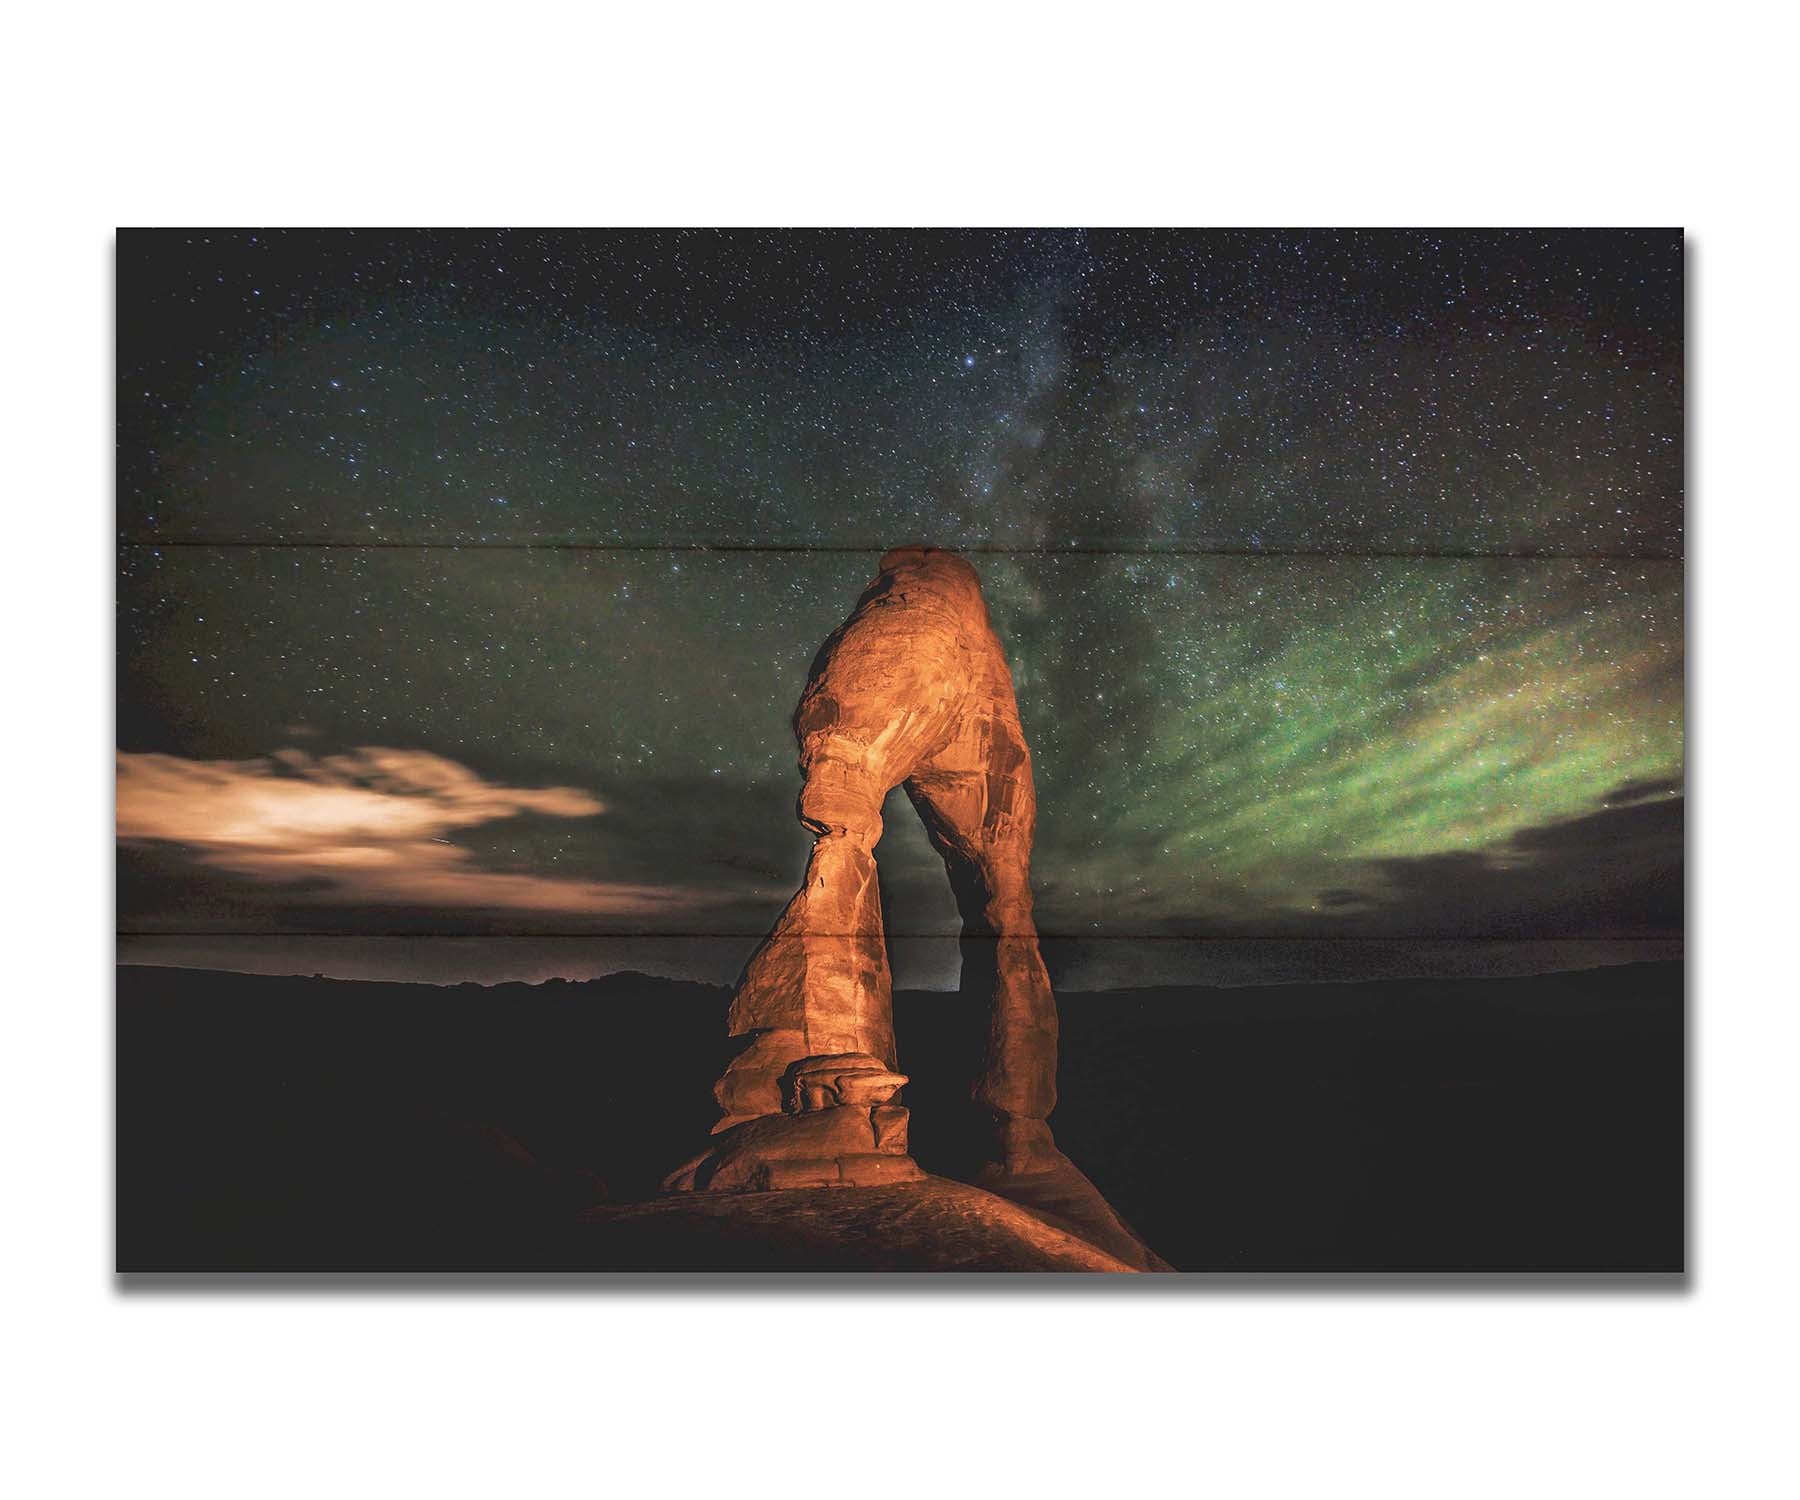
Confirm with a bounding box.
[117,230,1683,986]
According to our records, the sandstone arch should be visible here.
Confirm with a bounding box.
[665,546,1063,1191]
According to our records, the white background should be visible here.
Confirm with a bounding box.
[3,3,1795,1496]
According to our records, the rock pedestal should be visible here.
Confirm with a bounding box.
[664,546,1065,1194]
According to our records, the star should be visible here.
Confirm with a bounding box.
[116,228,1683,987]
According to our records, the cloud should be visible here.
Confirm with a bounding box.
[1602,774,1685,805]
[1314,790,1683,939]
[116,747,699,917]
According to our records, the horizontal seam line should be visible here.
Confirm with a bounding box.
[116,539,1683,562]
[116,931,1679,943]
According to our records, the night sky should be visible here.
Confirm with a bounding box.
[117,230,1683,988]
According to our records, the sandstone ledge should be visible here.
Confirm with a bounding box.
[575,1177,1155,1272]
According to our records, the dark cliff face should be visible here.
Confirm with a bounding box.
[116,961,1683,1273]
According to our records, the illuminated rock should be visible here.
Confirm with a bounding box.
[584,1180,1148,1271]
[784,1053,909,1113]
[662,1103,922,1192]
[667,546,1064,1192]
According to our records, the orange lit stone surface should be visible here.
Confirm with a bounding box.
[662,546,1169,1269]
[583,1179,1145,1272]
[721,547,1058,1127]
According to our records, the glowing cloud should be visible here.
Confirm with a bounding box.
[116,746,696,916]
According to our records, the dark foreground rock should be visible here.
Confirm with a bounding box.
[576,1178,1146,1272]
[976,1157,1173,1271]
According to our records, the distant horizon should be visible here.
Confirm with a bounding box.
[116,934,1683,992]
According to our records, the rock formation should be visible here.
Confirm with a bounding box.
[663,546,1065,1193]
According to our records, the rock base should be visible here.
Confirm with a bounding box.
[975,1157,1173,1272]
[580,1177,1149,1272]
[662,1101,919,1193]
[724,1153,924,1191]
[662,1099,1167,1268]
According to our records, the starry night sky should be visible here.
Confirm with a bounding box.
[117,230,1683,988]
